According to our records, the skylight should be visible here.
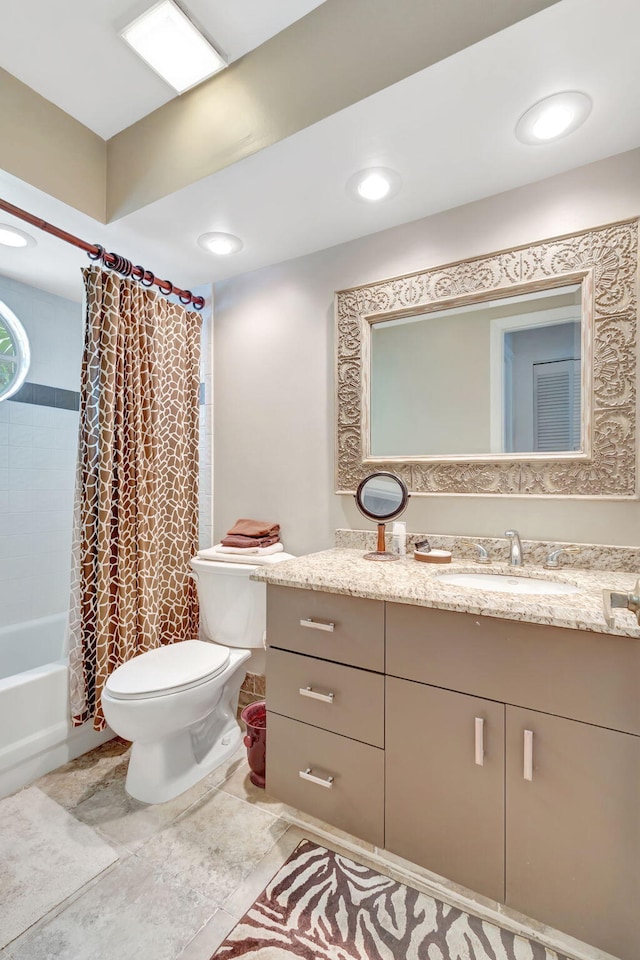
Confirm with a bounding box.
[120,0,227,94]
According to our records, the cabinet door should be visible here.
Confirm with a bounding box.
[385,677,505,901]
[506,707,640,960]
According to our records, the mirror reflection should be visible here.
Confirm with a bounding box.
[369,283,582,458]
[355,472,408,520]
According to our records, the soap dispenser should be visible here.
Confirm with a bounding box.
[391,521,407,556]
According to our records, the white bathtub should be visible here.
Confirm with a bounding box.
[0,614,112,798]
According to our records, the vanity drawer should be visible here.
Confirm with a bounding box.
[267,648,384,747]
[267,585,384,671]
[266,712,384,846]
[386,603,640,735]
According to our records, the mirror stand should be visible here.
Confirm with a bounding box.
[355,472,409,562]
[363,522,399,562]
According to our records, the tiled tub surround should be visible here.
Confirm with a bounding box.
[253,546,640,637]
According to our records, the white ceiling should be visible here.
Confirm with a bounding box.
[0,0,327,138]
[1,0,640,304]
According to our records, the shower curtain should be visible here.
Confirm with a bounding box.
[69,266,201,730]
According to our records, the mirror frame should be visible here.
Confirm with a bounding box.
[335,218,638,498]
[355,471,410,521]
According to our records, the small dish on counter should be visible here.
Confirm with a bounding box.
[414,549,452,564]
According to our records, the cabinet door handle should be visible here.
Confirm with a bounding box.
[474,717,484,766]
[299,767,334,789]
[523,729,534,781]
[300,618,335,632]
[299,685,335,703]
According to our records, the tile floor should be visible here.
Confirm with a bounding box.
[1,739,311,960]
[2,738,606,960]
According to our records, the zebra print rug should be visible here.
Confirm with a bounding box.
[212,839,571,959]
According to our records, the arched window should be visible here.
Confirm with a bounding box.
[0,300,30,401]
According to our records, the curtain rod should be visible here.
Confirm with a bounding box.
[0,198,205,310]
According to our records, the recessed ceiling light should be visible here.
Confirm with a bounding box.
[515,91,592,145]
[0,224,36,248]
[120,0,227,94]
[198,232,243,256]
[347,167,402,203]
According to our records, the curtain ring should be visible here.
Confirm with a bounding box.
[158,279,173,295]
[140,269,155,287]
[87,244,104,261]
[118,257,134,278]
[132,265,145,280]
[179,290,193,305]
[192,296,205,310]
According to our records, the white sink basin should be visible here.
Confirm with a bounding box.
[436,572,581,596]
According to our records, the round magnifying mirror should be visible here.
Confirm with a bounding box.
[0,300,30,402]
[354,472,409,561]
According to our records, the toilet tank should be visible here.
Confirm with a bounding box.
[189,558,266,649]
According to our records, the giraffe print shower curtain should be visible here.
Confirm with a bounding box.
[69,266,201,730]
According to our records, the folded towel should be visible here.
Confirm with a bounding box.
[196,545,294,566]
[226,518,280,538]
[220,534,280,549]
[217,542,284,556]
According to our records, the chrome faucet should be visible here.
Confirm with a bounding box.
[504,529,523,566]
[472,543,491,563]
[544,546,580,569]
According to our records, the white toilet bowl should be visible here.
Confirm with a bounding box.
[101,558,267,804]
[102,641,250,803]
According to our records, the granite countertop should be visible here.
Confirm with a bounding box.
[252,548,640,638]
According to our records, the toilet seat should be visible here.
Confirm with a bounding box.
[105,640,231,701]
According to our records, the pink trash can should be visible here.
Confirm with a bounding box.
[241,700,267,788]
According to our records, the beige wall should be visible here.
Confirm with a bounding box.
[214,148,640,556]
[0,68,106,221]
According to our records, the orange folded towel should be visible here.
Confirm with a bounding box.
[226,518,280,539]
[220,534,280,549]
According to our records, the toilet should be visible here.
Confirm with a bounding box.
[101,557,267,804]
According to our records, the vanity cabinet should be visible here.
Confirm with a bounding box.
[265,585,385,846]
[266,585,640,959]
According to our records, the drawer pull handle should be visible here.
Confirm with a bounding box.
[300,618,335,633]
[299,767,334,789]
[474,717,484,766]
[523,729,534,781]
[300,685,335,703]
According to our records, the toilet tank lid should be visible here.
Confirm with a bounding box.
[190,557,258,575]
[105,640,230,699]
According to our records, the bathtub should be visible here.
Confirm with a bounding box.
[0,614,112,798]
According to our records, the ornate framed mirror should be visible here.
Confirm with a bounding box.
[335,218,637,498]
